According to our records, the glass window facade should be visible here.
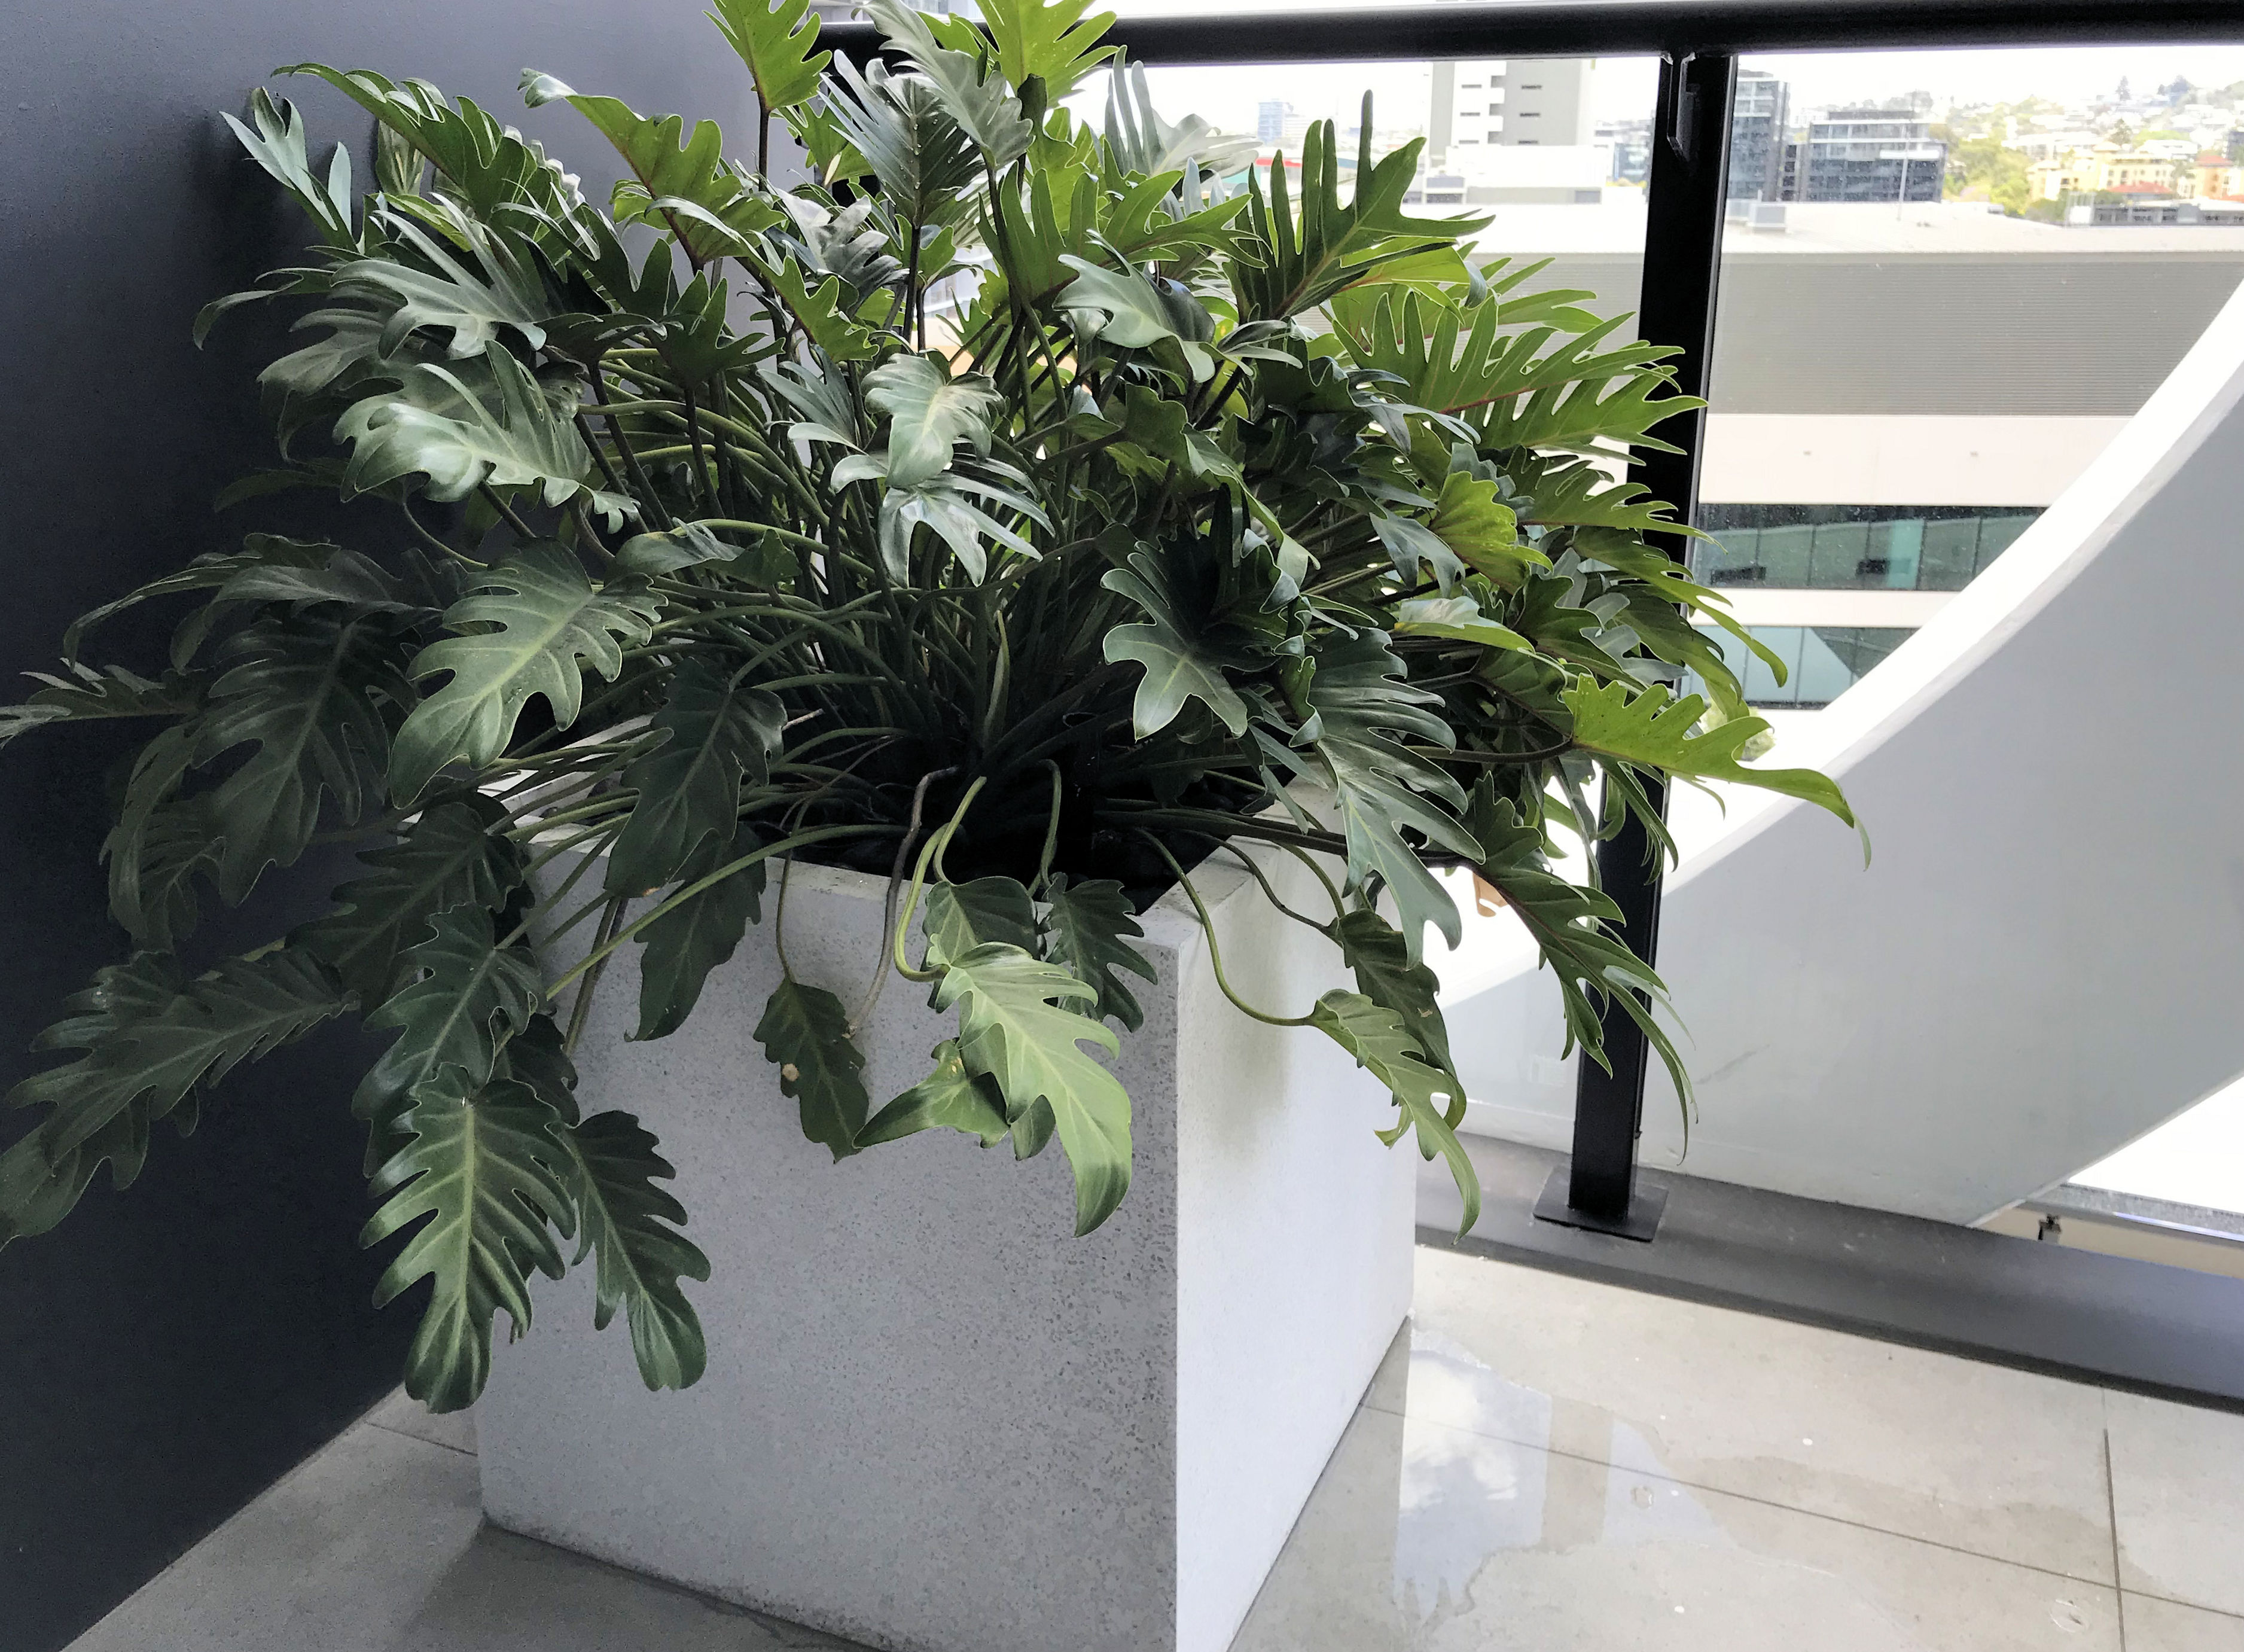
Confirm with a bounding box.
[1685,625,1915,709]
[1693,504,2040,592]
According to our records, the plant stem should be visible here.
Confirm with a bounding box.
[1137,832,1316,1028]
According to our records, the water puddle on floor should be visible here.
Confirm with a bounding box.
[1394,1327,1728,1626]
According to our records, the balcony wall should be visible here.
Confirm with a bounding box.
[0,5,754,1650]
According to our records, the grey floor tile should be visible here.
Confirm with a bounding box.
[1233,1404,2121,1652]
[364,1387,478,1456]
[1393,1246,2117,1583]
[2107,1390,2244,1616]
[68,1424,483,1652]
[2123,1594,2244,1651]
[393,1527,867,1650]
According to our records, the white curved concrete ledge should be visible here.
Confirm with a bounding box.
[1441,278,2244,1224]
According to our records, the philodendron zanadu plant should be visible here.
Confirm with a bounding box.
[0,0,1855,1411]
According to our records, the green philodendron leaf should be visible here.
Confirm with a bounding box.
[102,724,198,947]
[932,942,1130,1235]
[193,616,410,905]
[922,876,1039,968]
[1269,631,1480,964]
[0,663,197,750]
[614,522,739,577]
[0,952,351,1248]
[974,0,1118,100]
[363,1071,575,1413]
[754,978,868,1160]
[353,904,545,1169]
[1100,548,1252,738]
[215,547,419,615]
[130,803,222,955]
[1562,679,1862,837]
[335,346,635,528]
[334,208,552,361]
[1039,874,1155,1032]
[552,1110,710,1391]
[705,0,830,115]
[606,660,783,896]
[858,1038,1010,1148]
[767,259,880,363]
[60,534,330,665]
[862,0,1033,169]
[390,544,661,803]
[1308,987,1479,1236]
[1468,787,1691,1107]
[1371,511,1466,595]
[1331,907,1455,1077]
[633,825,766,1042]
[295,797,523,1004]
[519,74,780,264]
[1392,595,1532,653]
[862,353,1002,490]
[1427,470,1542,584]
[1057,255,1215,382]
[821,57,981,236]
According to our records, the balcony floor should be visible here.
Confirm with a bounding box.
[66,1246,2244,1652]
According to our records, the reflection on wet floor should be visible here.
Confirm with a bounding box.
[1227,1249,2191,1652]
[1392,1330,1730,1630]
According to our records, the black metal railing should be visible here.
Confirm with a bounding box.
[828,0,2242,1240]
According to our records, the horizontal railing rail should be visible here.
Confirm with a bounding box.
[825,1,2244,65]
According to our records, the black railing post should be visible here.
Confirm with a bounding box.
[1537,48,1736,1242]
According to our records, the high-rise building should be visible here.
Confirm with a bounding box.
[1728,69,1791,200]
[1426,57,1594,158]
[1789,109,1948,203]
[1257,100,1292,144]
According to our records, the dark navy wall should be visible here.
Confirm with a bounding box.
[0,7,751,1648]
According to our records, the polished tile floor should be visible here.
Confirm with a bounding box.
[68,1247,2244,1651]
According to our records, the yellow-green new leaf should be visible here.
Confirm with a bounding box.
[1562,679,1861,839]
[706,0,830,114]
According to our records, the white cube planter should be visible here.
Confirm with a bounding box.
[481,845,1415,1652]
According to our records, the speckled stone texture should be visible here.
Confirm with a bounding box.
[480,847,1416,1652]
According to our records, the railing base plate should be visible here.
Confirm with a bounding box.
[1533,1166,1669,1243]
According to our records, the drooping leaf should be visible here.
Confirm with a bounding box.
[753,978,868,1160]
[0,952,351,1247]
[932,942,1129,1235]
[1468,788,1690,1108]
[362,1070,574,1413]
[334,206,553,359]
[353,904,545,1166]
[633,824,766,1041]
[705,0,830,115]
[1272,630,1480,962]
[858,1039,1011,1148]
[59,534,330,665]
[1039,874,1155,1032]
[0,663,196,749]
[606,660,783,895]
[1371,510,1465,595]
[295,798,523,1003]
[1331,907,1453,1076]
[1308,988,1478,1235]
[390,544,661,802]
[215,547,418,615]
[551,1110,710,1391]
[193,616,410,904]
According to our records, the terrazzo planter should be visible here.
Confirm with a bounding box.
[478,843,1417,1652]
